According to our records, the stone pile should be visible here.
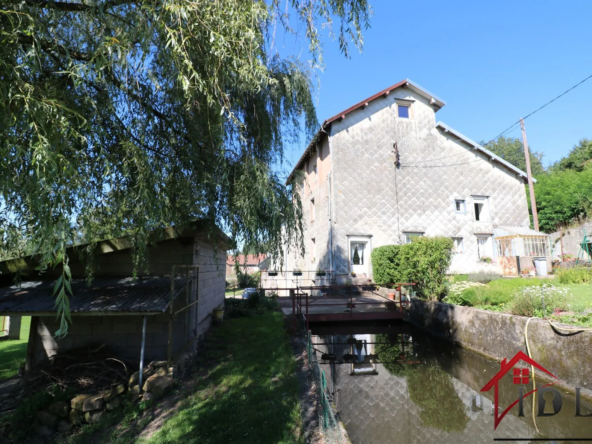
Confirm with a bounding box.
[33,361,177,436]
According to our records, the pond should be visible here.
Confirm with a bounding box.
[310,321,592,444]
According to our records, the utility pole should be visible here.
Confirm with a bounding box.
[520,118,539,231]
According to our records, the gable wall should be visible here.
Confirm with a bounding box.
[325,88,529,276]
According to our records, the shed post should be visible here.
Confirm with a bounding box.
[138,315,147,392]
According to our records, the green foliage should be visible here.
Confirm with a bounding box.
[225,294,278,318]
[510,285,570,317]
[0,316,30,382]
[551,139,592,172]
[237,271,260,289]
[557,267,592,284]
[371,245,404,285]
[406,365,469,432]
[533,169,592,232]
[445,287,479,306]
[482,136,545,176]
[372,238,453,300]
[6,385,76,441]
[0,0,371,331]
[451,274,468,282]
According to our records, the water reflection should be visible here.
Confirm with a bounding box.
[311,321,592,444]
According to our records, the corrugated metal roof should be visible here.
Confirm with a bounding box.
[0,277,187,315]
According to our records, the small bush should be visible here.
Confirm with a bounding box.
[372,238,453,301]
[445,288,478,306]
[371,245,404,285]
[510,285,570,317]
[557,267,592,284]
[237,271,260,288]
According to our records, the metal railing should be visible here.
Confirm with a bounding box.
[292,283,415,333]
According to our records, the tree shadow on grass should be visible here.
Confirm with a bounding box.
[0,341,27,382]
[139,313,302,444]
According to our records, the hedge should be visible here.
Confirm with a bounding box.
[371,237,453,301]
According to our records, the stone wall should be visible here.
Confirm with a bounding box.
[549,220,592,261]
[30,234,226,366]
[406,299,592,391]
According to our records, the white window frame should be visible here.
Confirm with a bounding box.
[395,99,414,119]
[311,238,316,263]
[310,198,315,222]
[454,199,466,214]
[472,196,491,222]
[476,235,494,260]
[404,232,424,244]
[347,235,373,276]
[452,237,464,254]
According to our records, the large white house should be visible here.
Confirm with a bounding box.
[278,79,550,283]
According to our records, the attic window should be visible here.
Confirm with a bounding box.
[398,104,410,119]
[455,199,466,214]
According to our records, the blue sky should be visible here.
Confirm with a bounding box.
[279,0,592,171]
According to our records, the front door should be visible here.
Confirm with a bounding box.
[350,241,368,276]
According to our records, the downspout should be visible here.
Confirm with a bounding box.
[328,126,335,278]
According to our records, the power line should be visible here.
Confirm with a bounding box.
[485,72,592,146]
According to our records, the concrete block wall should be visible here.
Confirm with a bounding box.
[549,221,592,261]
[31,233,227,366]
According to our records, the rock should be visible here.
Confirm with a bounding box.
[85,410,103,424]
[37,410,60,429]
[34,419,54,436]
[82,395,104,412]
[143,375,174,399]
[129,368,152,386]
[103,384,126,402]
[150,361,168,368]
[71,394,93,411]
[48,400,70,418]
[129,384,140,396]
[142,392,154,402]
[57,419,72,433]
[168,366,179,379]
[155,367,168,377]
[105,397,121,411]
[69,409,85,425]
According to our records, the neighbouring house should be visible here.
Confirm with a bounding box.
[226,254,270,277]
[549,220,592,263]
[278,79,550,284]
[0,222,229,370]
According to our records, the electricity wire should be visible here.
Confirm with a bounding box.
[485,72,592,145]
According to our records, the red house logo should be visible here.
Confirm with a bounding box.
[480,351,559,430]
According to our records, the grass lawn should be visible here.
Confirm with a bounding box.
[138,312,302,444]
[0,316,31,382]
[225,287,242,298]
[445,277,592,325]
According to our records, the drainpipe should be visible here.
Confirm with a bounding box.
[328,128,335,279]
[138,315,147,392]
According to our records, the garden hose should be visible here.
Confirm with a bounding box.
[524,317,592,436]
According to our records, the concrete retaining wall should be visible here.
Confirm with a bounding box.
[406,299,592,390]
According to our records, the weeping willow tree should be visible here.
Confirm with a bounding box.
[0,0,371,334]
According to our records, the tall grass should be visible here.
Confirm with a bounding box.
[557,267,592,284]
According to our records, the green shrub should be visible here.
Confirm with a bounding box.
[445,288,478,306]
[510,285,570,317]
[372,238,453,301]
[451,274,469,282]
[557,267,592,284]
[237,271,260,288]
[371,245,404,285]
